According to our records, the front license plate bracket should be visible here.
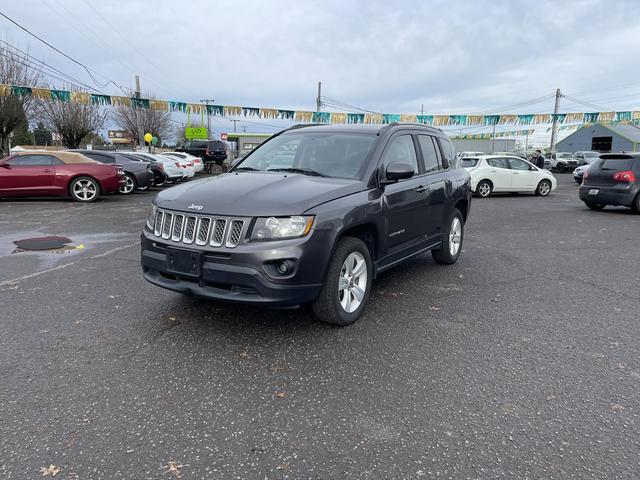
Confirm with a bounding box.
[166,248,201,277]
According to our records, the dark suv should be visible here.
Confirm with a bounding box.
[141,124,472,325]
[579,153,640,212]
[177,140,227,165]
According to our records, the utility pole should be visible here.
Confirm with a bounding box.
[230,119,239,133]
[525,132,529,154]
[200,98,215,139]
[491,122,497,153]
[550,88,562,153]
[316,81,322,112]
[134,75,145,149]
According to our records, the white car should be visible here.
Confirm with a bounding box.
[461,155,557,197]
[132,152,186,182]
[160,151,204,173]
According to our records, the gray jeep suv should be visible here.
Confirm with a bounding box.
[141,123,472,325]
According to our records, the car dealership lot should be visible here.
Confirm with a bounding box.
[1,175,639,479]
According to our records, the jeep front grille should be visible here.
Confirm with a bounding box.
[151,209,245,249]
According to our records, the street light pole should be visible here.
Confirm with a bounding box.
[200,98,215,139]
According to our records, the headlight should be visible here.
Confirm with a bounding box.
[145,204,157,231]
[250,216,314,241]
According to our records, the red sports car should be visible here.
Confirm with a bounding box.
[0,150,124,202]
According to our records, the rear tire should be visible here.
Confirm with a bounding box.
[432,209,464,265]
[69,176,100,203]
[476,180,492,198]
[584,202,605,210]
[536,180,552,196]
[632,193,640,214]
[312,237,372,326]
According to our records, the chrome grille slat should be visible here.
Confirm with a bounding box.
[183,216,197,244]
[152,209,245,249]
[153,211,164,237]
[210,218,227,247]
[226,219,245,248]
[171,215,184,242]
[196,217,211,245]
[161,213,173,239]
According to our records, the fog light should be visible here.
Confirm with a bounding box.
[276,261,289,275]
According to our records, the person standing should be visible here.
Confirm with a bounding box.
[532,150,545,168]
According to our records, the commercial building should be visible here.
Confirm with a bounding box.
[450,138,516,154]
[556,123,640,153]
[226,133,273,159]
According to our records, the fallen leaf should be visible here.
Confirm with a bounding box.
[611,404,625,412]
[169,316,177,322]
[40,465,61,477]
[239,351,249,358]
[276,463,290,471]
[429,305,441,311]
[161,460,183,478]
[275,391,287,399]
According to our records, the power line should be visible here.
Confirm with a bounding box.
[0,40,101,92]
[0,10,126,92]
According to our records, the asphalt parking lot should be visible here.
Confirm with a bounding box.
[1,175,639,479]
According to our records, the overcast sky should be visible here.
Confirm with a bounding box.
[2,0,640,139]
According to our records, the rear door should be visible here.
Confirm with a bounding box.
[485,157,513,191]
[380,134,428,254]
[0,155,58,193]
[416,134,448,240]
[508,157,537,190]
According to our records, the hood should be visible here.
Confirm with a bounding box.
[154,171,363,216]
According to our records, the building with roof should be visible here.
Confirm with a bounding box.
[556,123,640,153]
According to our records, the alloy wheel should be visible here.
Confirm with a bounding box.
[72,179,97,201]
[120,175,135,194]
[338,252,368,313]
[538,181,551,196]
[478,182,491,197]
[449,216,462,257]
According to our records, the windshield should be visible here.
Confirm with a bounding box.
[557,153,572,159]
[459,158,479,168]
[234,132,376,179]
[584,152,600,158]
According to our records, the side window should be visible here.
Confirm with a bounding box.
[381,135,418,178]
[417,135,440,173]
[509,158,531,171]
[7,155,55,166]
[487,157,511,169]
[437,138,454,168]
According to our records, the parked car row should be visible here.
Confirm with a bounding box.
[0,149,208,202]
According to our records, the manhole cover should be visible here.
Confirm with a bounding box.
[13,236,73,251]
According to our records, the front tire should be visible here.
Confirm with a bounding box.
[556,163,565,173]
[476,180,492,198]
[536,179,552,196]
[432,210,464,265]
[312,237,372,326]
[69,176,100,202]
[631,193,640,214]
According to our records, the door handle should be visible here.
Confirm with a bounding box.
[42,169,52,173]
[415,185,429,193]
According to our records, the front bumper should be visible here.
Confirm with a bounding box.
[579,184,638,207]
[140,228,331,307]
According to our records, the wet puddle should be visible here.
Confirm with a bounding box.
[12,236,85,254]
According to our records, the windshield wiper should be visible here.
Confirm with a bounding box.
[267,167,328,177]
[233,166,259,171]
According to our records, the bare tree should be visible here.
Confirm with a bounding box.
[112,101,173,144]
[38,92,107,149]
[0,44,41,154]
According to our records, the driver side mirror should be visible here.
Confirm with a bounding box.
[382,162,415,184]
